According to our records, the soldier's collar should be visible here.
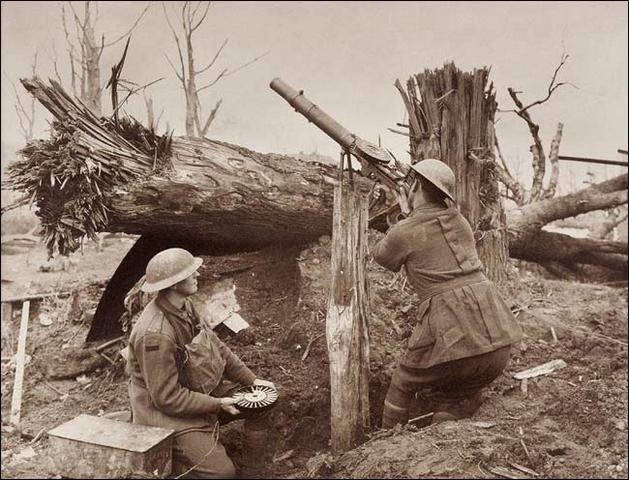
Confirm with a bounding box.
[155,293,194,324]
[410,201,448,215]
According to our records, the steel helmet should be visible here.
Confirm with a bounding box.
[142,248,203,293]
[410,159,456,201]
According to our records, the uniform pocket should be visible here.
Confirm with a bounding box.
[403,325,435,368]
[437,215,480,272]
[407,299,434,351]
[184,343,226,394]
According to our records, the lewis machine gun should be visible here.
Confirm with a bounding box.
[270,78,413,224]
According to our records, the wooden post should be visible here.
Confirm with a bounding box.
[326,183,370,452]
[11,300,30,426]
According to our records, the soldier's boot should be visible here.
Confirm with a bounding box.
[381,377,414,429]
[238,427,268,478]
[431,391,485,425]
[382,397,411,429]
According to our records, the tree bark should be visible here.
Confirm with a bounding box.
[326,185,370,452]
[103,136,352,250]
[510,230,628,272]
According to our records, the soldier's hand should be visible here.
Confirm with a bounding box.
[220,397,240,415]
[253,378,276,389]
[396,185,411,216]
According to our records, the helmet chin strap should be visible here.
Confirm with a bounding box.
[164,275,197,307]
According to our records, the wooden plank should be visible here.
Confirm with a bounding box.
[2,291,71,304]
[94,335,126,352]
[48,414,173,452]
[513,359,567,380]
[10,300,30,426]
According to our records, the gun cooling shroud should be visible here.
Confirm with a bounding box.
[270,77,413,223]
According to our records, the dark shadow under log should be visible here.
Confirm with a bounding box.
[86,234,270,342]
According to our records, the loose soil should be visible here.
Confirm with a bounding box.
[1,233,627,478]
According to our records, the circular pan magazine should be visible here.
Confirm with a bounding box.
[232,384,279,412]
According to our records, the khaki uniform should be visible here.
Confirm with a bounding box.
[372,202,522,426]
[127,293,257,478]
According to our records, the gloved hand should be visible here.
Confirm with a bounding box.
[252,378,276,389]
[219,396,240,415]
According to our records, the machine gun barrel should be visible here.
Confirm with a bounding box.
[270,78,407,193]
[270,78,357,150]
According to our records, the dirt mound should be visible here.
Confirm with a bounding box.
[311,277,629,479]
[1,235,627,478]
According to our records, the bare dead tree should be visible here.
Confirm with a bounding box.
[59,1,150,115]
[8,53,39,142]
[162,1,267,137]
[494,53,575,205]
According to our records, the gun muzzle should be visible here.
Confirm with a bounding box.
[270,78,356,150]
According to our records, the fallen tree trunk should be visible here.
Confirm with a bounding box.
[105,136,345,250]
[6,78,369,255]
[508,174,629,234]
[7,78,628,273]
[510,230,628,272]
[48,143,629,272]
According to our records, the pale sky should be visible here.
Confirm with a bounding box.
[2,1,627,193]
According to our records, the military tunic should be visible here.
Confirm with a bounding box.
[127,294,256,431]
[127,293,258,478]
[372,202,522,369]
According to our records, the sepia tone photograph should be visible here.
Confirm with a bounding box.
[1,1,627,478]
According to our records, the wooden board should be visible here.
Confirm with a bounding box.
[48,414,173,452]
[513,359,568,380]
[10,300,30,426]
[47,414,174,478]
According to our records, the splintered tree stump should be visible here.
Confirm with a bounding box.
[326,184,370,452]
[397,63,509,283]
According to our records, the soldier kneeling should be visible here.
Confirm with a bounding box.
[126,248,275,478]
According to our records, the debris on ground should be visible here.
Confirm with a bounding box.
[1,235,627,478]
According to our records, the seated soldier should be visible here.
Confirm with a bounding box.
[126,248,275,478]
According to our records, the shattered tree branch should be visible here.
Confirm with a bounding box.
[110,77,165,119]
[502,53,573,204]
[102,3,150,48]
[541,122,563,200]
